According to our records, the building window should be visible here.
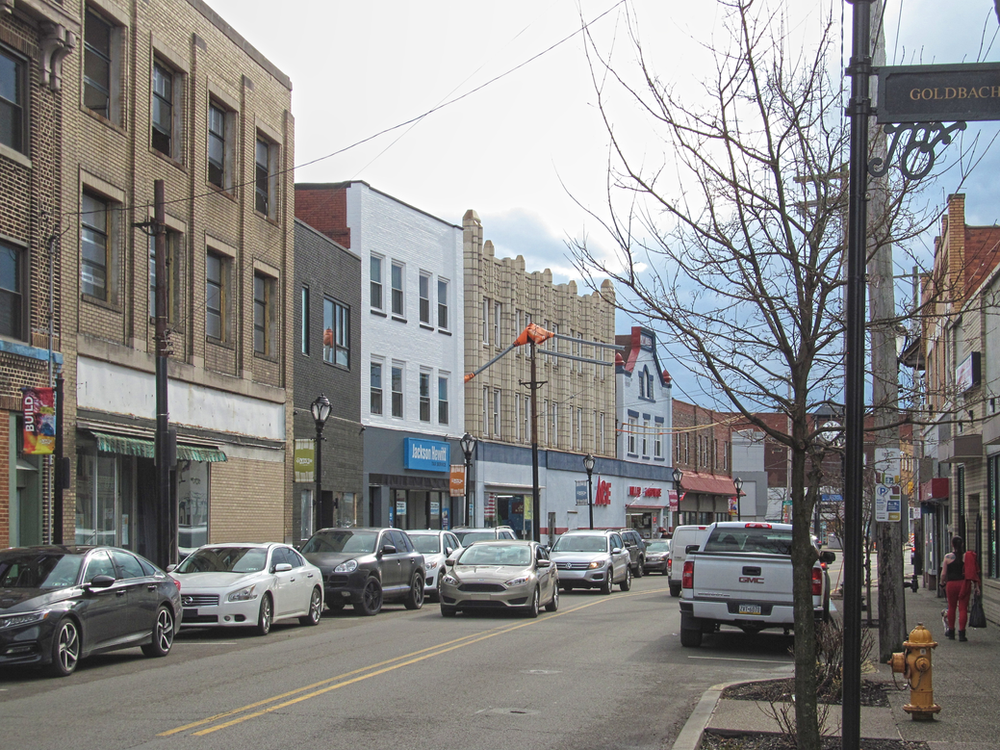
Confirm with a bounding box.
[627,418,637,455]
[84,9,116,122]
[483,386,489,434]
[654,426,663,459]
[206,251,228,341]
[299,285,309,354]
[494,302,502,347]
[81,192,111,300]
[550,402,558,447]
[482,297,490,344]
[514,394,521,442]
[0,241,23,338]
[524,396,531,443]
[255,136,276,218]
[148,230,180,322]
[419,272,431,325]
[324,298,349,367]
[642,420,649,457]
[391,365,403,418]
[419,372,431,422]
[152,60,180,159]
[639,369,646,399]
[370,255,383,311]
[437,279,448,329]
[370,361,383,415]
[600,413,605,451]
[493,389,501,437]
[577,407,583,451]
[253,272,277,357]
[391,261,404,316]
[0,47,25,154]
[438,376,449,424]
[208,101,234,191]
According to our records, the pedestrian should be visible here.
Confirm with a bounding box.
[940,535,981,641]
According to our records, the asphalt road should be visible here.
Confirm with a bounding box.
[0,576,801,750]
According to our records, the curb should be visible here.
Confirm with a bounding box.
[672,682,729,750]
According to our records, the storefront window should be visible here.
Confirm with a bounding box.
[75,454,118,546]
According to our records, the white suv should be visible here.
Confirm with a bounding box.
[549,529,631,594]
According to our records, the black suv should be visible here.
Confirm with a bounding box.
[301,527,425,616]
[619,528,647,578]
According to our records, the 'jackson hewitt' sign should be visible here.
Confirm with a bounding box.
[404,438,450,472]
[877,62,1000,123]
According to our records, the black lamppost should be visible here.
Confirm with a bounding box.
[672,468,683,525]
[583,453,596,529]
[461,432,476,526]
[310,394,331,532]
[734,476,744,521]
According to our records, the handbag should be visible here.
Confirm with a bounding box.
[969,590,987,629]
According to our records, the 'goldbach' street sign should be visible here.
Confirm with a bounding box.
[877,62,1000,123]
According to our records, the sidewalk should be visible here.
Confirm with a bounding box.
[672,583,999,749]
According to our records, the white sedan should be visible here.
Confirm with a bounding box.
[407,530,463,600]
[171,543,323,634]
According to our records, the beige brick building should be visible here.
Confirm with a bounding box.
[52,0,294,565]
[462,209,616,535]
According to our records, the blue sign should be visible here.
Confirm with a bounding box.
[404,438,450,472]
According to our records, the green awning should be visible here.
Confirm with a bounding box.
[91,431,227,462]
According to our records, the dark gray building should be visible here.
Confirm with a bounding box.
[293,219,363,541]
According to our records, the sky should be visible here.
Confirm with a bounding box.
[203,0,1000,405]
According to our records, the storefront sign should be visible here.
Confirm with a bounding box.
[293,439,314,482]
[595,478,611,506]
[403,438,450,472]
[22,387,55,455]
[450,464,466,496]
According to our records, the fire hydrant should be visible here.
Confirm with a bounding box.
[888,622,941,721]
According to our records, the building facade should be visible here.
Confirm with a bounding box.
[292,219,362,543]
[614,326,676,535]
[671,399,737,525]
[295,182,465,530]
[0,1,74,547]
[462,209,618,538]
[59,0,295,566]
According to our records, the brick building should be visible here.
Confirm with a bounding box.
[292,218,362,542]
[0,2,74,547]
[56,0,295,566]
[671,399,737,525]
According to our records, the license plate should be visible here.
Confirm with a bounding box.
[183,608,198,619]
[738,604,762,615]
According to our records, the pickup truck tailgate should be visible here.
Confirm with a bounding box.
[688,551,794,609]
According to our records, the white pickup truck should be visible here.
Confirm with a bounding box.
[678,521,835,647]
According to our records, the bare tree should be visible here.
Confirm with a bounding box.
[570,2,931,747]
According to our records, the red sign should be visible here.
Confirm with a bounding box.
[628,486,642,497]
[595,478,612,506]
[644,487,662,498]
[668,490,679,511]
[22,387,55,455]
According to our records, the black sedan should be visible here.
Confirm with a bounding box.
[0,546,182,677]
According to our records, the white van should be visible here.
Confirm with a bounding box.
[667,525,711,597]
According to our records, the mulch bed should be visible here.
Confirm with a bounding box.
[700,736,929,750]
[721,677,892,707]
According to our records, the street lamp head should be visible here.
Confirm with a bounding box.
[672,467,683,485]
[460,432,477,461]
[310,393,332,429]
[734,476,743,495]
[583,453,596,475]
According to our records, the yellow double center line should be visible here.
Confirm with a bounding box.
[160,589,661,737]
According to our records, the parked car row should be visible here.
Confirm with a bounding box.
[0,526,658,677]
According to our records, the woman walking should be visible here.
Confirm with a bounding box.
[940,535,981,641]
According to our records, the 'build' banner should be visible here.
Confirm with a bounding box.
[22,387,55,455]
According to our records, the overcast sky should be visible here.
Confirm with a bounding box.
[204,0,1000,403]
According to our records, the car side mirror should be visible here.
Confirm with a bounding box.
[274,563,293,573]
[686,544,700,554]
[86,574,116,589]
[381,544,397,556]
[445,547,454,557]
[445,557,456,567]
[820,550,836,564]
[166,564,177,573]
[611,547,623,555]
[537,559,551,568]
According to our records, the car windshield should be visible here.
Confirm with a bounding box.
[457,545,530,567]
[551,535,608,553]
[703,527,793,555]
[176,547,268,574]
[301,530,378,554]
[646,541,670,553]
[408,535,441,555]
[0,552,84,589]
[453,531,495,545]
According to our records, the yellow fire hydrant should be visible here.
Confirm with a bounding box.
[888,622,941,721]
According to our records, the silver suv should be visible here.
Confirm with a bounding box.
[548,529,631,594]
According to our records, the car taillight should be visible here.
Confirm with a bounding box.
[744,523,772,529]
[667,558,672,574]
[812,567,822,596]
[171,577,181,592]
[682,560,694,589]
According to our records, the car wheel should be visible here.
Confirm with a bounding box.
[621,565,632,592]
[142,606,175,657]
[300,587,323,626]
[680,613,703,647]
[545,585,559,612]
[48,618,81,677]
[356,577,383,616]
[404,573,424,610]
[435,574,443,602]
[255,593,273,635]
[526,587,540,618]
[440,604,457,617]
[601,568,614,595]
[635,560,644,578]
[669,583,682,597]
